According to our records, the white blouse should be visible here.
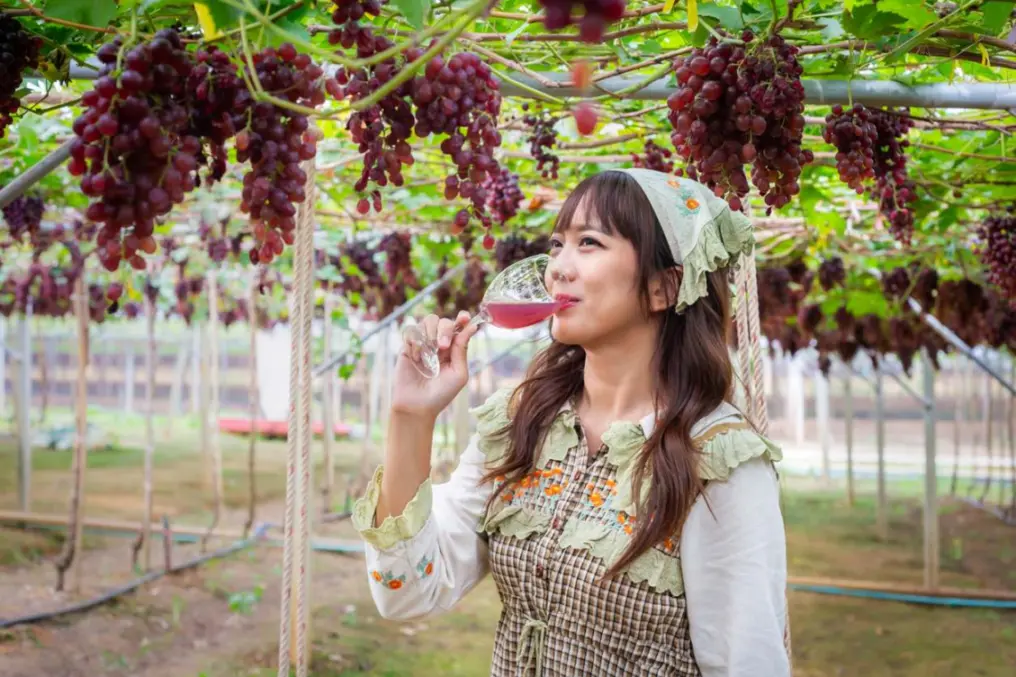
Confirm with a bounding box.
[353,409,791,677]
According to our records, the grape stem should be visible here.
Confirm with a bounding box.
[591,63,672,101]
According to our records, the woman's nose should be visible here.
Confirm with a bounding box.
[546,257,575,285]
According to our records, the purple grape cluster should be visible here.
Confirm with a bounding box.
[522,104,561,180]
[667,31,813,213]
[632,140,675,173]
[2,195,43,242]
[975,210,1016,302]
[538,0,627,42]
[0,12,41,139]
[818,256,846,291]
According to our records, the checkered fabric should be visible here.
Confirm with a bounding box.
[484,420,702,677]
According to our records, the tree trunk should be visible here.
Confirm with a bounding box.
[201,272,223,552]
[133,294,157,571]
[243,280,259,539]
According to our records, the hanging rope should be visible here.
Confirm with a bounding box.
[736,239,791,668]
[278,157,317,677]
[734,262,754,418]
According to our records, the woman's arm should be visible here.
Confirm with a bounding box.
[352,430,493,621]
[680,457,790,677]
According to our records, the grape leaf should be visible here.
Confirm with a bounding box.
[697,3,744,31]
[842,6,907,41]
[846,290,889,318]
[877,0,937,29]
[393,0,431,30]
[41,0,118,28]
[818,18,845,41]
[976,2,1014,34]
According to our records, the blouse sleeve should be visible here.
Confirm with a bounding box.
[680,456,790,677]
[350,432,493,621]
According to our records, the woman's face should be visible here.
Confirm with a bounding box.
[544,197,657,348]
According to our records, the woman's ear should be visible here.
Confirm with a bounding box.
[649,266,682,312]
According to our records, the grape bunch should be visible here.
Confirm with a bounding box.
[494,232,551,271]
[817,256,846,291]
[482,168,525,230]
[881,266,910,300]
[538,0,627,43]
[0,12,41,139]
[187,45,252,185]
[797,303,823,336]
[935,278,989,347]
[199,217,232,263]
[822,104,878,193]
[412,51,504,231]
[667,31,813,213]
[911,266,938,309]
[2,194,44,242]
[522,105,561,180]
[237,45,325,264]
[888,315,921,375]
[326,1,418,215]
[632,140,675,173]
[453,258,489,315]
[71,29,201,272]
[868,108,916,244]
[975,210,1016,302]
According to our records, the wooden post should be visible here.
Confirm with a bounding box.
[201,272,223,552]
[950,355,964,496]
[816,368,831,485]
[16,304,31,512]
[875,362,888,541]
[0,316,6,421]
[322,294,335,514]
[123,345,135,414]
[55,277,89,592]
[922,348,940,590]
[199,322,211,495]
[844,373,855,507]
[190,323,201,414]
[244,279,259,538]
[142,295,156,570]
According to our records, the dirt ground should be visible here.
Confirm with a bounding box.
[1,414,1016,677]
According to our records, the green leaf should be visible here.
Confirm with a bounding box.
[697,3,744,31]
[842,6,907,41]
[42,0,117,28]
[978,1,1014,34]
[392,0,431,30]
[198,0,242,33]
[846,290,890,318]
[818,18,845,41]
[878,0,937,29]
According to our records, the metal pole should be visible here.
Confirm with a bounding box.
[17,303,32,512]
[887,365,933,409]
[61,60,1016,112]
[312,263,464,378]
[907,298,1016,397]
[875,361,888,541]
[496,73,1016,110]
[0,140,74,210]
[844,372,855,507]
[922,348,940,590]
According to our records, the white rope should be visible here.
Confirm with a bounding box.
[735,261,755,421]
[277,157,317,677]
[744,252,768,436]
[297,159,317,677]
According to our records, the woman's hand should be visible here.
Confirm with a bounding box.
[391,310,481,420]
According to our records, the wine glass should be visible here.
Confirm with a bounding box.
[401,253,570,379]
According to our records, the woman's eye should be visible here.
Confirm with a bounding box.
[549,239,563,249]
[580,237,601,247]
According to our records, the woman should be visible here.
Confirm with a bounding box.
[352,168,790,677]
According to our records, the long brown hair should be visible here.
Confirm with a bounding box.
[481,170,735,578]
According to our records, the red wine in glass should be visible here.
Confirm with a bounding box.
[402,254,563,379]
[485,300,570,329]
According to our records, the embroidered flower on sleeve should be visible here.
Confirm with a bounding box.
[371,569,407,590]
[416,555,435,579]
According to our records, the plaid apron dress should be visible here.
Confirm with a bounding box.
[474,391,771,677]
